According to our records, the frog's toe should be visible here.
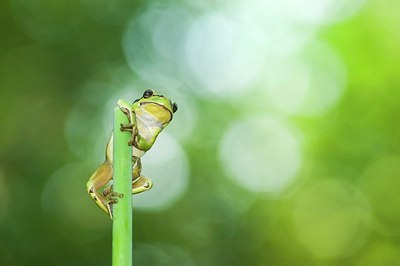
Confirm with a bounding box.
[132,176,153,194]
[111,191,124,198]
[118,105,130,115]
[128,138,135,146]
[120,123,134,132]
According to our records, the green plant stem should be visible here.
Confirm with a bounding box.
[112,107,133,266]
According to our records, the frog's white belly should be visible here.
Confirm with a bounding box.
[136,112,163,142]
[132,145,146,158]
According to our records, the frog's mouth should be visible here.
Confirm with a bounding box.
[140,102,173,122]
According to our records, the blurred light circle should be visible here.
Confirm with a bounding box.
[41,163,109,243]
[10,0,82,43]
[264,41,347,116]
[161,91,198,141]
[185,13,264,97]
[313,0,367,24]
[232,0,366,59]
[134,133,189,210]
[151,8,191,65]
[236,0,366,26]
[233,1,318,57]
[278,0,366,25]
[219,116,301,193]
[360,156,400,236]
[264,59,310,113]
[65,82,114,161]
[123,7,192,87]
[292,180,370,259]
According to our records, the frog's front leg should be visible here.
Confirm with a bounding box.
[118,99,137,146]
[117,99,135,125]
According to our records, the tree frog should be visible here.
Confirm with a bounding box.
[86,89,178,218]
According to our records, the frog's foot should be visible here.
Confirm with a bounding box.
[103,186,112,197]
[132,176,153,194]
[102,184,123,196]
[106,192,124,219]
[111,191,124,198]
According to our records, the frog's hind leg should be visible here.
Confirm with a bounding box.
[86,162,114,217]
[131,156,153,194]
[132,176,153,194]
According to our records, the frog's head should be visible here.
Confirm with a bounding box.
[133,89,178,127]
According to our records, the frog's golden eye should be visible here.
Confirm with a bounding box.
[172,102,178,113]
[143,89,154,98]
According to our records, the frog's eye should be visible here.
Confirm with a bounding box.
[143,89,154,98]
[172,102,178,113]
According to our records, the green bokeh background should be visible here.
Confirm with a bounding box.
[1,0,400,265]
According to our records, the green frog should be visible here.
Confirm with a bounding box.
[86,89,178,218]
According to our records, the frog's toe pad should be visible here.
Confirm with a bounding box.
[111,192,124,198]
[132,176,153,194]
[120,123,134,132]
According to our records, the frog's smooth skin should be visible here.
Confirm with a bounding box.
[86,89,178,218]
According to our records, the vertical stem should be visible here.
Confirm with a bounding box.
[112,107,133,266]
